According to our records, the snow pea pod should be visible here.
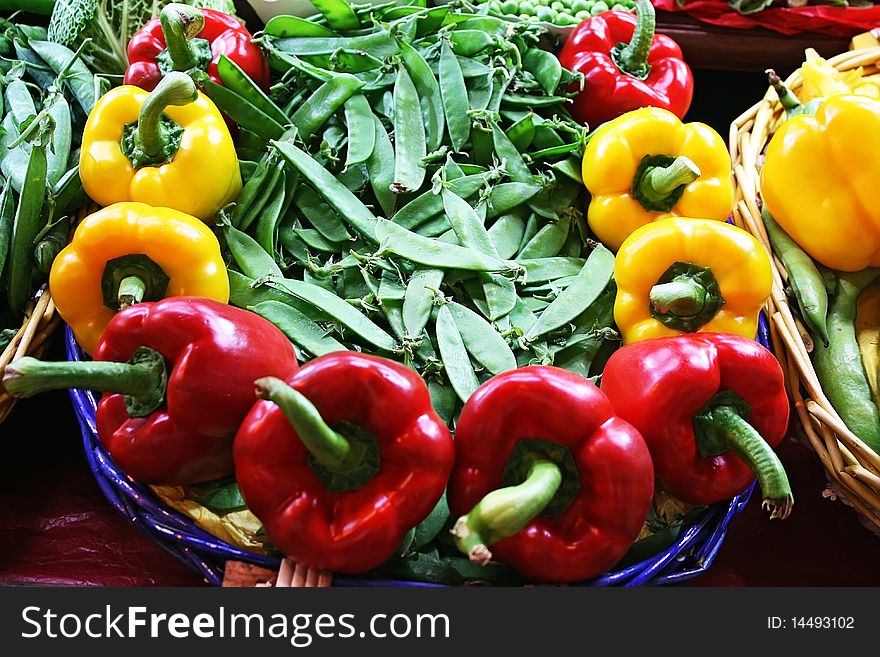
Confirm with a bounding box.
[255,169,293,257]
[223,222,284,281]
[447,30,495,57]
[7,138,47,314]
[5,78,35,126]
[34,214,69,274]
[272,32,399,58]
[12,41,54,89]
[439,41,469,152]
[517,215,571,260]
[365,114,396,218]
[523,245,614,342]
[251,300,347,358]
[393,172,490,229]
[238,160,285,232]
[488,213,526,260]
[309,0,361,31]
[392,65,426,194]
[398,40,444,153]
[291,73,364,141]
[436,304,480,403]
[0,178,13,280]
[492,120,532,183]
[295,186,352,243]
[376,219,508,272]
[30,40,96,113]
[343,94,375,167]
[263,15,338,38]
[44,93,71,188]
[217,54,290,127]
[304,49,384,74]
[403,268,444,339]
[485,182,542,219]
[198,78,285,142]
[523,48,562,96]
[506,113,537,152]
[446,301,516,375]
[467,71,493,111]
[519,257,587,284]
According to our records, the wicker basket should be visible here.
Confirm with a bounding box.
[730,46,880,534]
[64,316,783,586]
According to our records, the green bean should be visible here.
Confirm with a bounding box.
[523,48,562,96]
[486,182,542,218]
[255,169,292,256]
[488,213,526,260]
[518,215,571,260]
[520,257,586,284]
[393,172,491,229]
[365,114,396,218]
[435,304,480,402]
[263,15,338,38]
[7,138,47,313]
[399,41,444,152]
[762,206,828,346]
[403,268,444,338]
[273,140,378,242]
[30,40,96,113]
[392,65,427,194]
[446,301,516,375]
[217,54,290,127]
[812,269,880,454]
[251,300,347,358]
[377,219,508,272]
[295,186,351,242]
[291,73,364,142]
[523,244,614,342]
[270,277,398,351]
[198,78,285,142]
[343,94,375,167]
[0,178,14,280]
[308,0,361,30]
[439,41,470,152]
[272,32,399,58]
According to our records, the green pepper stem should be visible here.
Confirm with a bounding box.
[650,278,706,317]
[117,275,146,310]
[641,156,701,198]
[135,72,198,160]
[3,349,164,402]
[160,3,206,72]
[612,0,656,79]
[451,460,562,566]
[766,69,802,112]
[699,405,793,520]
[255,376,354,472]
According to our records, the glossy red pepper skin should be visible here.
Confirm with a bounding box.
[558,11,693,129]
[123,8,269,92]
[600,333,789,505]
[447,366,654,583]
[94,297,299,485]
[233,352,455,574]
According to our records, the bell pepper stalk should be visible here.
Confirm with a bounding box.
[447,366,654,583]
[233,352,455,574]
[601,332,793,519]
[2,297,300,485]
[558,0,693,130]
[124,4,270,93]
[613,217,772,344]
[761,92,880,272]
[581,107,733,252]
[79,73,241,222]
[49,202,230,356]
[766,69,821,120]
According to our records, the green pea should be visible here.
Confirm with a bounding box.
[557,12,577,23]
[536,6,554,21]
[551,2,565,11]
[591,1,610,13]
[612,2,628,9]
[571,0,590,11]
[575,10,590,19]
[501,0,519,11]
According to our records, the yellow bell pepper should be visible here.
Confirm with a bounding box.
[79,72,241,222]
[582,107,734,252]
[761,94,880,272]
[50,202,230,355]
[614,218,772,344]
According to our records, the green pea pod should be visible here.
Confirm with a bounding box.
[30,40,97,114]
[506,113,537,152]
[217,54,290,127]
[5,78,36,127]
[49,164,86,217]
[523,48,563,96]
[553,156,584,185]
[1,114,30,194]
[273,140,378,243]
[270,277,398,352]
[295,186,352,243]
[295,227,346,253]
[250,300,347,358]
[392,65,427,194]
[520,257,587,284]
[427,380,456,426]
[523,244,615,342]
[263,15,338,38]
[398,40,444,153]
[528,179,581,219]
[517,215,571,260]
[308,0,361,30]
[238,160,285,233]
[255,169,292,257]
[502,92,566,108]
[439,41,470,152]
[812,269,880,454]
[376,219,509,272]
[377,274,406,302]
[292,74,364,142]
[302,49,384,74]
[8,138,47,314]
[0,178,14,280]
[414,214,452,238]
[492,120,533,183]
[467,71,493,111]
[272,32,399,58]
[486,182,542,218]
[394,172,491,229]
[403,268,444,339]
[198,78,285,142]
[436,304,480,403]
[222,222,284,281]
[447,300,516,375]
[343,94,375,167]
[33,214,69,275]
[442,188,496,256]
[448,30,495,57]
[365,114,396,218]
[488,212,527,260]
[44,94,71,188]
[509,296,538,336]
[12,41,54,89]
[761,206,828,346]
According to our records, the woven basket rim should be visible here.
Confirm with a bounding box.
[729,46,880,534]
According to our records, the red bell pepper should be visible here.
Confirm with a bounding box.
[601,332,793,519]
[3,297,299,485]
[233,352,455,574]
[447,366,654,583]
[123,3,270,92]
[558,0,693,129]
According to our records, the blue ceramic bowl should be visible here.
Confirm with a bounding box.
[66,315,770,586]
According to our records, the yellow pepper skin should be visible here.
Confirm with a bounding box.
[761,94,880,272]
[50,202,230,355]
[582,107,734,252]
[80,74,241,222]
[614,218,772,344]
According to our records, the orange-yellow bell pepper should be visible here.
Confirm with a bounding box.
[582,107,734,252]
[614,218,772,344]
[50,202,230,355]
[79,72,241,222]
